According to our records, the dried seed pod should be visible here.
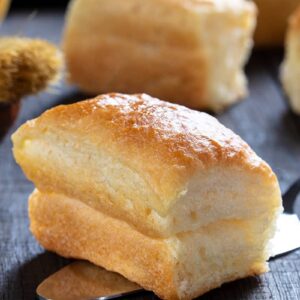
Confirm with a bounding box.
[0,38,62,138]
[0,38,62,104]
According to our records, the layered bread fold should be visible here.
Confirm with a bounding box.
[13,93,282,299]
[29,189,276,300]
[63,0,256,111]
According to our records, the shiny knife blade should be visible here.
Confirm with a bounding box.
[36,261,144,300]
[270,213,300,257]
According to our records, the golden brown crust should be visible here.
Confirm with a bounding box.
[254,0,299,47]
[29,189,179,300]
[13,93,275,214]
[29,190,270,300]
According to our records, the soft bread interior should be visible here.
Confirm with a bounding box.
[14,128,281,238]
[29,189,272,299]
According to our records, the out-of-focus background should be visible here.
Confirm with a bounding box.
[1,1,300,300]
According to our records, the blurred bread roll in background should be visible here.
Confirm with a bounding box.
[281,5,300,114]
[63,0,256,112]
[253,0,299,47]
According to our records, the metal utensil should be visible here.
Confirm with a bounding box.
[36,261,144,300]
[269,177,300,257]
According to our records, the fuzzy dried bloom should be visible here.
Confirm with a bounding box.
[0,37,62,104]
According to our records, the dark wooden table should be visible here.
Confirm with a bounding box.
[1,9,300,300]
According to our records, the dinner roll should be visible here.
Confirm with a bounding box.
[281,5,300,114]
[253,0,299,47]
[13,93,282,299]
[63,0,256,111]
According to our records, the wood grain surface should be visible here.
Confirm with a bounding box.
[0,10,300,300]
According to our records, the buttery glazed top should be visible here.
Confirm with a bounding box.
[21,93,275,213]
[32,93,271,172]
